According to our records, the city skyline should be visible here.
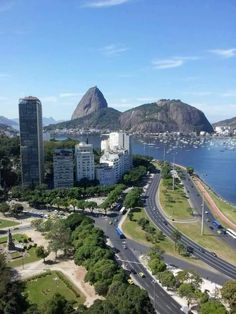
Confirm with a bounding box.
[0,0,235,122]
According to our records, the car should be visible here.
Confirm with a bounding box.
[205,211,209,214]
[210,252,217,257]
[109,221,113,225]
[122,244,127,249]
[138,272,145,278]
[130,269,137,274]
[199,247,205,253]
[187,246,194,254]
[128,278,134,285]
[206,218,210,222]
[209,226,214,230]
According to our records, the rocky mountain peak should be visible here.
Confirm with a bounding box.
[71,86,108,120]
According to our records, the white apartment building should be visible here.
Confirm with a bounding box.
[102,132,131,153]
[75,142,95,181]
[95,163,116,186]
[53,149,74,188]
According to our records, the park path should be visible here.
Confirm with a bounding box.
[193,176,236,230]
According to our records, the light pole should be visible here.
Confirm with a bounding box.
[172,153,176,191]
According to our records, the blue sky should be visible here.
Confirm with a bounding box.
[0,0,235,122]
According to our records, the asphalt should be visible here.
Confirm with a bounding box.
[181,170,236,249]
[144,173,236,279]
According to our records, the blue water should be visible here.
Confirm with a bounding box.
[55,134,236,205]
[131,137,236,205]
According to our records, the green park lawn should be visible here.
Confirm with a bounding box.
[0,218,19,229]
[159,178,193,220]
[9,246,39,267]
[24,271,85,308]
[0,233,28,244]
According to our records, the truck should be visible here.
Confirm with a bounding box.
[115,227,125,239]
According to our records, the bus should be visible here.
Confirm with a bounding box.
[212,220,222,229]
[226,228,236,240]
[115,227,125,239]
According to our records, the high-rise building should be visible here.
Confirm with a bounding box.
[109,132,131,153]
[53,149,74,188]
[19,96,44,187]
[75,142,95,181]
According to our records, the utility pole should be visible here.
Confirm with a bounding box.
[172,154,175,191]
[201,193,204,235]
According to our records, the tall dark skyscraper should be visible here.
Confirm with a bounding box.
[19,96,44,187]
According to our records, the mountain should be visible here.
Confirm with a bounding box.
[213,117,236,129]
[11,117,62,127]
[119,99,213,133]
[0,123,18,136]
[47,108,121,131]
[0,116,18,129]
[71,86,108,120]
[45,98,213,134]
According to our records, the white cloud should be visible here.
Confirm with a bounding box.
[209,48,236,58]
[100,44,129,57]
[82,0,131,8]
[59,92,83,98]
[152,56,198,69]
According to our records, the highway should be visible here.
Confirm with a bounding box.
[92,214,183,314]
[144,173,236,279]
[180,170,236,249]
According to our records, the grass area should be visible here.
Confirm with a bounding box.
[122,208,151,245]
[159,178,193,220]
[205,186,236,230]
[0,218,19,229]
[173,221,236,265]
[9,246,39,267]
[0,233,28,244]
[24,271,85,308]
[122,208,208,267]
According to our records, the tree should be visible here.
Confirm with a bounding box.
[48,220,71,257]
[11,203,23,216]
[186,167,194,175]
[36,246,49,262]
[172,230,182,250]
[158,270,176,288]
[221,280,236,312]
[0,202,10,215]
[199,299,227,314]
[43,293,75,314]
[178,283,196,306]
[123,187,142,209]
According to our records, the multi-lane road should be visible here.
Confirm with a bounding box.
[144,173,236,279]
[181,170,236,249]
[91,214,183,314]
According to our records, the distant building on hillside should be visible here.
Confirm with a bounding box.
[75,142,95,181]
[53,149,74,188]
[18,96,44,187]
